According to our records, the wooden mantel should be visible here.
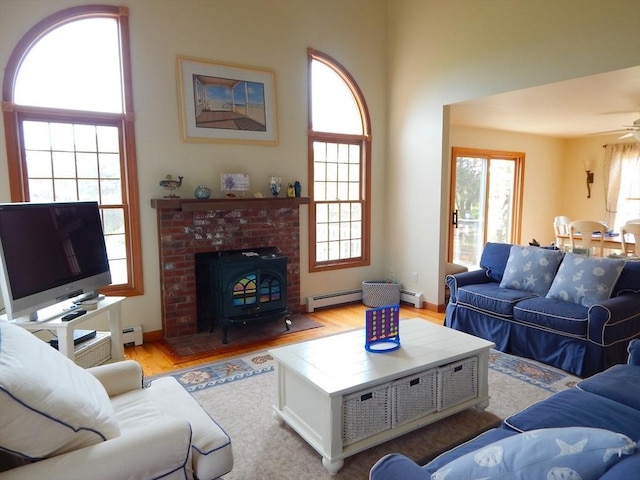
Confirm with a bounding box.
[151,196,310,211]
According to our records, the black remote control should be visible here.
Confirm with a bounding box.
[61,309,87,321]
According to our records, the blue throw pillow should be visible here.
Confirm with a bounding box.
[499,245,563,296]
[545,253,625,307]
[431,427,636,480]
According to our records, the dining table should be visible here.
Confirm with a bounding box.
[557,233,635,252]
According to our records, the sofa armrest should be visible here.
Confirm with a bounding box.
[88,360,143,397]
[446,269,492,304]
[628,339,640,366]
[587,293,640,346]
[369,454,427,480]
[0,419,193,480]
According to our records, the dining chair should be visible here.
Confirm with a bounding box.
[568,220,607,257]
[621,222,640,257]
[553,216,571,249]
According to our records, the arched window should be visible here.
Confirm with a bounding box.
[2,5,143,297]
[308,48,371,271]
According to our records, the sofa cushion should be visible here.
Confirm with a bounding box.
[600,452,640,480]
[0,322,120,460]
[512,296,588,337]
[546,253,626,307]
[499,245,563,296]
[480,242,514,282]
[145,377,233,480]
[504,388,640,440]
[613,260,640,296]
[576,364,640,410]
[431,427,636,480]
[457,283,538,318]
[423,428,517,475]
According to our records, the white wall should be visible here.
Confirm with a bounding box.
[387,0,640,305]
[0,0,388,333]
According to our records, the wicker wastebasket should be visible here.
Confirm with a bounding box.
[362,281,401,307]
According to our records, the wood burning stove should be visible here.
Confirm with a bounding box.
[196,247,290,343]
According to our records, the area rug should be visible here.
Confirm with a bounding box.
[160,349,579,479]
[158,314,324,363]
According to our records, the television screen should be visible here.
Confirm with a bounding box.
[0,201,111,320]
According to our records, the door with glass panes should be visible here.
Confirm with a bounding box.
[449,148,524,269]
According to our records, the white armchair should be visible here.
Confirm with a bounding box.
[0,322,233,480]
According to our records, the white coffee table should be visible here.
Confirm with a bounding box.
[269,318,494,474]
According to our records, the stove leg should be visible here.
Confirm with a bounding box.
[284,314,291,331]
[222,323,229,344]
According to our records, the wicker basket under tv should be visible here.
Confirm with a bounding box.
[73,331,111,368]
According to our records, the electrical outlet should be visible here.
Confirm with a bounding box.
[412,272,419,283]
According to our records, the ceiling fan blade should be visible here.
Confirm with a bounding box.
[618,132,634,139]
[585,129,627,137]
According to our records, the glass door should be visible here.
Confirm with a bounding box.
[449,148,524,269]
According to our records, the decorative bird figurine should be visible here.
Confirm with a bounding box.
[159,174,183,198]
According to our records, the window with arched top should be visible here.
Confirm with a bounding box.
[308,48,371,271]
[2,5,143,297]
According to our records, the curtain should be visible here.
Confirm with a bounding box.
[603,142,640,228]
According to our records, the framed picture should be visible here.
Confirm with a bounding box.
[177,55,278,145]
[221,173,250,193]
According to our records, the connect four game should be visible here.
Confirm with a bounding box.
[365,304,401,352]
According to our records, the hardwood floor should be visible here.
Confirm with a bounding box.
[124,304,444,376]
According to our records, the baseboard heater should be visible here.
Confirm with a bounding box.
[306,287,423,312]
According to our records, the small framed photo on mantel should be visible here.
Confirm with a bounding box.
[177,55,278,145]
[221,173,250,196]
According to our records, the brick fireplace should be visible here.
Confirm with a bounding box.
[151,197,309,339]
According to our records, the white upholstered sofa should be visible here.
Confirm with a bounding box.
[0,321,233,479]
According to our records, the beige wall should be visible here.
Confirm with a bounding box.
[562,133,633,229]
[0,0,388,332]
[387,0,640,305]
[448,127,634,247]
[1,0,639,332]
[449,126,566,246]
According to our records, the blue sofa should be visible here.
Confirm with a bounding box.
[445,242,640,377]
[370,340,640,479]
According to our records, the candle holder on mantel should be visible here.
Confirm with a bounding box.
[269,176,282,197]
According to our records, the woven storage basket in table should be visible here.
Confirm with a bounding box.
[391,368,437,427]
[437,356,477,411]
[342,384,391,446]
[362,281,400,307]
[74,332,111,368]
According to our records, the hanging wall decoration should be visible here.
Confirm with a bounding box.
[177,55,278,145]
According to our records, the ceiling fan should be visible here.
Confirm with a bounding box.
[617,118,640,140]
[588,117,640,139]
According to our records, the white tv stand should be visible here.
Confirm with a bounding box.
[11,296,125,364]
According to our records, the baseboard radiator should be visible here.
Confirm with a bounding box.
[306,287,423,312]
[400,289,424,309]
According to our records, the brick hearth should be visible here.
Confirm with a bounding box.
[151,197,309,339]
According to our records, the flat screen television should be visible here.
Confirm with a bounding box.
[0,201,112,321]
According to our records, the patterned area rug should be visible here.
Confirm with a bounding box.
[161,349,580,479]
[170,348,578,393]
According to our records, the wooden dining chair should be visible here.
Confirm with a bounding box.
[621,222,640,257]
[553,216,571,249]
[568,220,607,257]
